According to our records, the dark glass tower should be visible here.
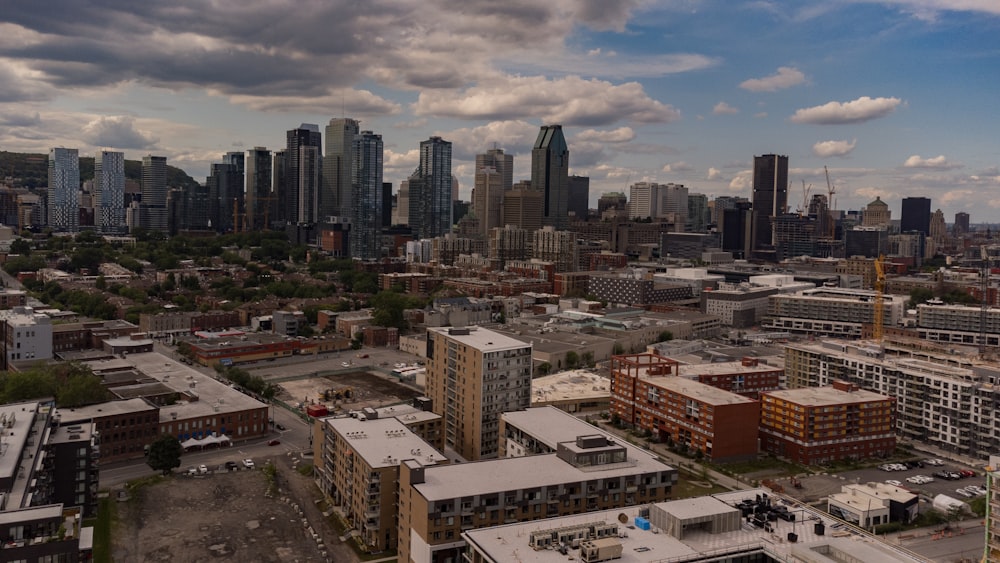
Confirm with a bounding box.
[532,125,570,230]
[751,154,789,256]
[900,197,931,235]
[350,130,383,259]
[408,137,453,239]
[282,124,322,225]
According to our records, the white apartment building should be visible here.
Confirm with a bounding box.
[784,338,1000,459]
[765,287,905,338]
[0,306,53,369]
[917,302,1000,348]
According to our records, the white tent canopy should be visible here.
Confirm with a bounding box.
[181,433,231,449]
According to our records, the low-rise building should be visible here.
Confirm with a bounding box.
[828,482,918,528]
[529,370,610,413]
[759,381,896,465]
[701,283,780,328]
[764,287,905,339]
[0,306,52,370]
[58,398,159,464]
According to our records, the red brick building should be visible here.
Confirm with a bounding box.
[759,381,896,465]
[610,353,760,462]
[682,357,783,399]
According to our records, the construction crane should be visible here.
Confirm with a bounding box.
[797,180,812,216]
[873,254,886,343]
[824,166,837,238]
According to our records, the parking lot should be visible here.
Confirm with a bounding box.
[835,459,987,503]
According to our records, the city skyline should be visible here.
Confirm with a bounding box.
[1,2,999,220]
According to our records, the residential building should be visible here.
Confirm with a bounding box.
[462,489,925,563]
[587,271,693,307]
[985,454,1000,562]
[57,398,158,464]
[501,180,542,232]
[0,306,53,370]
[759,381,896,465]
[323,117,360,219]
[398,424,676,563]
[47,147,79,233]
[567,175,589,219]
[351,130,384,259]
[751,154,789,259]
[472,148,513,237]
[140,154,168,233]
[764,287,905,339]
[244,147,273,232]
[701,283,780,328]
[610,353,760,462]
[94,149,125,234]
[916,302,1000,348]
[677,357,783,399]
[532,226,577,272]
[206,155,243,233]
[488,225,529,270]
[532,125,569,230]
[282,123,322,225]
[314,416,447,552]
[408,137,453,239]
[425,326,532,460]
[900,196,931,236]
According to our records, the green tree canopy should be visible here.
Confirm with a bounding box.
[147,434,183,475]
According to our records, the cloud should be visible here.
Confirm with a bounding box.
[854,186,897,201]
[740,66,806,92]
[728,170,752,190]
[436,120,539,160]
[861,0,1000,20]
[393,118,428,130]
[413,74,680,126]
[0,110,41,127]
[790,96,903,125]
[574,127,636,143]
[812,139,857,158]
[80,116,158,149]
[662,162,693,173]
[707,168,723,180]
[225,88,400,117]
[903,154,962,169]
[713,102,739,115]
[939,189,975,205]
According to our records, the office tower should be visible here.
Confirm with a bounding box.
[712,195,747,225]
[283,124,322,225]
[394,180,409,226]
[407,137,452,239]
[567,175,590,219]
[687,193,709,232]
[47,148,79,233]
[244,147,272,232]
[929,209,946,241]
[94,150,125,234]
[381,182,392,228]
[845,226,888,258]
[532,125,569,229]
[533,226,577,272]
[140,155,168,234]
[751,154,789,255]
[628,182,659,218]
[862,196,891,227]
[900,197,931,236]
[660,182,688,224]
[598,191,627,213]
[954,212,970,236]
[349,130,383,260]
[722,201,752,259]
[323,118,360,219]
[425,326,532,460]
[472,148,513,237]
[502,180,542,232]
[206,162,237,233]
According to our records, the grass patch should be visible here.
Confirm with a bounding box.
[671,474,729,499]
[714,456,805,478]
[297,463,314,477]
[87,495,116,563]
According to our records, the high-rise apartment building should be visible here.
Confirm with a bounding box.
[205,153,244,233]
[488,224,530,270]
[94,150,125,234]
[408,137,452,239]
[282,124,322,225]
[687,192,709,232]
[140,155,168,234]
[426,326,532,460]
[751,154,789,257]
[567,175,590,219]
[244,147,272,231]
[350,130,383,260]
[533,226,577,273]
[323,118,360,219]
[900,196,931,236]
[47,148,79,233]
[532,125,569,230]
[472,148,512,237]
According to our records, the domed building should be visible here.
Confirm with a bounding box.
[862,196,891,227]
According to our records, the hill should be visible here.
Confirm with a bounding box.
[0,150,201,190]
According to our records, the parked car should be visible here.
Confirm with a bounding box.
[224,461,238,471]
[955,488,973,498]
[959,470,976,478]
[904,476,922,484]
[275,423,286,431]
[886,480,902,487]
[198,464,209,474]
[187,466,197,476]
[926,458,945,466]
[243,459,255,469]
[267,439,281,446]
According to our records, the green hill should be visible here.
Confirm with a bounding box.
[0,150,201,190]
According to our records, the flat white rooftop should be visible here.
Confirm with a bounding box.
[57,398,157,424]
[374,403,439,425]
[765,386,890,407]
[502,407,659,465]
[676,361,781,377]
[463,489,925,563]
[327,416,446,469]
[530,370,609,404]
[427,326,531,353]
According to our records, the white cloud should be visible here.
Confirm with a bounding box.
[939,189,976,205]
[574,127,636,143]
[740,66,806,92]
[80,115,158,149]
[437,120,539,159]
[812,139,857,158]
[707,168,723,180]
[790,96,903,125]
[713,102,739,115]
[727,169,752,190]
[225,88,400,117]
[412,74,680,126]
[903,154,962,169]
[862,0,1000,19]
[854,186,897,201]
[663,162,693,173]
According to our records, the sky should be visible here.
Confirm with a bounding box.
[1,1,999,222]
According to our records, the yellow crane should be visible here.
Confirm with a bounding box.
[873,255,885,343]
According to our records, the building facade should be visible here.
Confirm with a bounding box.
[408,137,453,239]
[48,147,80,233]
[140,154,168,233]
[532,125,569,230]
[751,154,789,259]
[95,149,126,234]
[351,130,384,259]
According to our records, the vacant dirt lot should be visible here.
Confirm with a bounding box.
[279,370,422,413]
[113,467,333,562]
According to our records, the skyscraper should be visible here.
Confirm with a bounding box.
[245,147,272,231]
[687,193,709,232]
[94,150,125,234]
[323,118,360,219]
[954,211,970,236]
[472,148,511,237]
[282,124,322,225]
[900,197,931,236]
[567,175,590,219]
[407,137,452,239]
[47,148,79,233]
[350,130,383,260]
[751,154,789,256]
[532,125,569,230]
[140,155,168,234]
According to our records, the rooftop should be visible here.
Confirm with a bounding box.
[326,417,446,469]
[676,360,781,377]
[56,398,157,424]
[643,376,757,406]
[428,326,531,353]
[764,386,891,407]
[530,370,609,405]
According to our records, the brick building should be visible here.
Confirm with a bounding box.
[759,381,896,465]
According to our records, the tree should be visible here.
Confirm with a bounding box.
[565,351,580,369]
[909,287,935,307]
[581,351,595,367]
[657,330,673,343]
[613,343,625,355]
[147,434,183,475]
[536,362,552,376]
